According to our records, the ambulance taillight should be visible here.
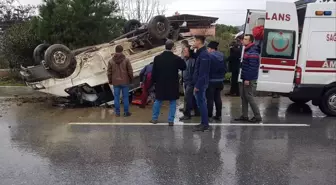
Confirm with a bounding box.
[295,66,302,85]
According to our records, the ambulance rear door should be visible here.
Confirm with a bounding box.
[257,1,299,93]
[244,9,266,35]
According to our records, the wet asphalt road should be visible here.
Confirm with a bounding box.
[0,96,335,185]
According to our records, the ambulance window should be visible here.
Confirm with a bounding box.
[256,18,265,26]
[261,29,296,59]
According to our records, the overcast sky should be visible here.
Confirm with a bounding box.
[21,0,297,25]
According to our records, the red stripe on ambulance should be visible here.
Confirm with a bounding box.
[305,69,336,73]
[306,60,325,67]
[261,58,296,66]
[260,66,295,71]
[305,60,336,73]
[306,60,336,68]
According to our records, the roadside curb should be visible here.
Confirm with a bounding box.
[0,86,47,97]
[0,85,271,98]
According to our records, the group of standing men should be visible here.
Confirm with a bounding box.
[149,36,227,132]
[107,34,262,132]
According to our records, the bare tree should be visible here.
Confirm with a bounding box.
[118,0,166,23]
[0,0,36,26]
[0,0,36,34]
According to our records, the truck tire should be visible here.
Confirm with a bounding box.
[33,43,50,65]
[319,87,336,116]
[148,15,170,40]
[289,97,310,104]
[44,44,75,73]
[124,19,141,33]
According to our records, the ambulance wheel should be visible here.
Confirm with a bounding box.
[319,87,336,117]
[288,97,310,104]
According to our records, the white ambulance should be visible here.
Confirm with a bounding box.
[242,0,336,116]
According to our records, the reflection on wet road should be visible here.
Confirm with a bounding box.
[0,97,335,185]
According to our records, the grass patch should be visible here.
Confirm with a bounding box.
[0,77,25,86]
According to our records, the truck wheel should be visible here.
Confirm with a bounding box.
[44,44,75,73]
[124,19,141,33]
[319,87,336,116]
[148,15,170,40]
[33,43,50,65]
[289,97,310,104]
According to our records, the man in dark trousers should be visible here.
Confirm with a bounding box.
[234,34,262,123]
[180,46,199,121]
[206,41,226,121]
[150,40,186,126]
[226,40,242,96]
[192,36,211,132]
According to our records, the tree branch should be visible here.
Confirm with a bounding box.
[118,0,165,23]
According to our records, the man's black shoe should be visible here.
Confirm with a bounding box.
[234,116,249,122]
[213,116,222,121]
[194,124,203,129]
[193,112,201,117]
[203,126,211,132]
[225,92,233,96]
[193,124,210,132]
[249,117,262,123]
[168,122,174,126]
[150,120,158,124]
[180,116,191,121]
[179,108,184,112]
[124,112,132,117]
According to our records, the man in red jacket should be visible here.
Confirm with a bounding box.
[139,62,153,108]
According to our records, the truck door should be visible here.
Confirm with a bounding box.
[257,1,299,93]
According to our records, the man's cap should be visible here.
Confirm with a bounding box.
[207,41,219,49]
[234,31,244,39]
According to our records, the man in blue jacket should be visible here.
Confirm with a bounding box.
[192,36,211,132]
[206,41,226,121]
[234,34,262,123]
[180,46,200,121]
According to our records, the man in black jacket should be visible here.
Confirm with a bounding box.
[226,40,242,96]
[150,40,187,126]
[206,41,226,121]
[192,36,211,132]
[180,46,199,121]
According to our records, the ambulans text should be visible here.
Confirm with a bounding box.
[266,13,291,21]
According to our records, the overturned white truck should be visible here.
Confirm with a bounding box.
[20,15,193,106]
